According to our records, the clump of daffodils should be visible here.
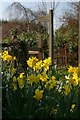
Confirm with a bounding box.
[68,66,79,86]
[27,56,51,72]
[1,50,80,102]
[1,50,12,62]
[27,57,80,98]
[27,56,56,101]
[0,50,16,62]
[63,65,80,95]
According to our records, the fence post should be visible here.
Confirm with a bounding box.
[49,10,54,66]
[64,46,67,66]
[38,32,42,60]
[78,1,80,77]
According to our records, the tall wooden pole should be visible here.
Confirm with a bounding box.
[38,10,54,65]
[78,1,80,64]
[49,10,54,66]
[78,1,80,77]
[79,1,80,65]
[64,46,67,66]
[0,23,2,120]
[38,32,42,60]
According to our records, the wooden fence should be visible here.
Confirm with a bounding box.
[54,47,67,70]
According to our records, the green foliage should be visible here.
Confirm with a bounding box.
[18,31,38,48]
[54,24,78,50]
[3,29,49,60]
[54,24,78,66]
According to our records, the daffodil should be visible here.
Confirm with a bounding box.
[27,57,38,70]
[39,72,48,82]
[33,89,44,101]
[13,56,17,60]
[64,84,70,95]
[42,57,51,71]
[17,73,25,89]
[13,83,17,90]
[1,50,12,62]
[68,66,73,73]
[19,73,24,79]
[70,104,75,112]
[73,67,78,74]
[45,76,57,90]
[28,74,40,84]
[68,76,74,84]
[11,67,16,75]
[72,73,78,86]
[13,76,17,90]
[35,60,43,71]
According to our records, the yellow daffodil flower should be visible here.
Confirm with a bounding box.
[35,60,43,71]
[19,73,24,79]
[17,73,25,89]
[33,89,44,101]
[70,104,75,112]
[13,76,17,90]
[13,56,17,60]
[64,84,70,95]
[68,66,73,73]
[42,57,51,71]
[28,74,40,84]
[27,57,38,70]
[1,50,12,62]
[72,73,78,86]
[45,76,57,90]
[40,72,48,82]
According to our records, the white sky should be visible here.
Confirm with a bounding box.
[0,0,79,2]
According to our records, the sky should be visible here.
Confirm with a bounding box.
[0,0,79,29]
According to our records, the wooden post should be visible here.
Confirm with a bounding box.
[78,1,80,77]
[37,9,54,64]
[79,1,80,65]
[38,32,42,60]
[27,22,30,32]
[64,46,67,66]
[0,25,2,120]
[49,10,54,66]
